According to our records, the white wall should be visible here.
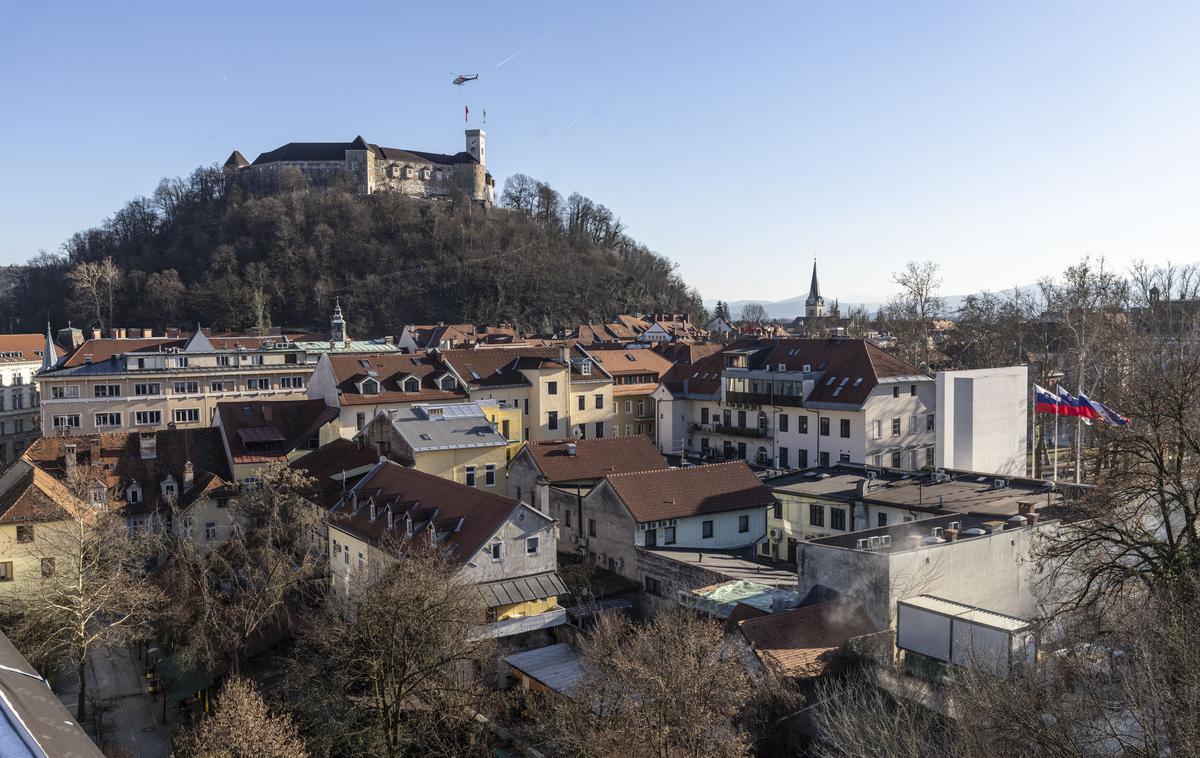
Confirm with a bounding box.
[633,507,767,550]
[935,366,1028,477]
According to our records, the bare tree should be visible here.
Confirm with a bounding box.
[881,261,944,369]
[739,302,769,325]
[179,676,307,758]
[4,469,163,722]
[533,608,753,758]
[812,668,955,758]
[286,546,496,758]
[159,464,325,677]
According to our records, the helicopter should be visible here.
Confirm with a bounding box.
[452,74,479,86]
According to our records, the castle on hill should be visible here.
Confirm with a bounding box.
[224,129,494,206]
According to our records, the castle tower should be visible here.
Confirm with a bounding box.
[330,300,348,346]
[465,129,486,167]
[805,260,825,319]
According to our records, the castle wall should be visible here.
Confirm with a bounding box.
[235,156,489,204]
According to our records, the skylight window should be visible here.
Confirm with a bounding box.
[853,378,863,387]
[826,376,837,386]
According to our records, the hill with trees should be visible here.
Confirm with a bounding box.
[2,168,703,336]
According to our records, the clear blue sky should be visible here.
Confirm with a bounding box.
[3,1,1200,303]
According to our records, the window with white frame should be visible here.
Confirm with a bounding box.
[281,376,305,389]
[93,384,121,398]
[133,383,161,396]
[52,414,80,429]
[210,380,230,392]
[205,522,217,541]
[174,408,200,424]
[246,378,270,391]
[526,536,540,555]
[173,381,199,394]
[490,542,502,561]
[126,483,142,504]
[402,376,420,392]
[465,466,476,486]
[95,412,121,428]
[51,386,79,399]
[484,464,496,487]
[134,410,162,426]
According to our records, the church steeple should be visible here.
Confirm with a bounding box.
[40,322,56,374]
[330,299,348,346]
[805,259,825,319]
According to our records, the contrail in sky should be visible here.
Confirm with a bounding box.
[495,20,568,68]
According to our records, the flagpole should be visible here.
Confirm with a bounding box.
[1053,391,1059,483]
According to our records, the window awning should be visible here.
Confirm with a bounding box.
[237,426,286,444]
[477,571,567,608]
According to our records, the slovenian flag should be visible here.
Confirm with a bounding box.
[1034,384,1062,414]
[1057,386,1100,419]
[1089,396,1131,427]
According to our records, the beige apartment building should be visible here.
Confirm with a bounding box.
[589,347,673,440]
[37,331,313,436]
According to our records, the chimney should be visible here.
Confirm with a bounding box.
[1027,512,1041,525]
[369,501,377,521]
[139,433,157,460]
[943,528,959,542]
[384,336,395,346]
[183,460,194,491]
[1018,501,1034,516]
[64,443,78,481]
[387,509,394,529]
[566,442,577,457]
[856,478,870,498]
[535,476,550,513]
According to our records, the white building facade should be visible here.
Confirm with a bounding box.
[935,366,1028,477]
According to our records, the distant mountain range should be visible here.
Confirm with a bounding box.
[704,284,1040,321]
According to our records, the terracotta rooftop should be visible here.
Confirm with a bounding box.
[604,461,775,523]
[327,353,467,406]
[23,429,233,515]
[0,333,62,365]
[738,600,878,677]
[521,436,667,483]
[588,347,674,390]
[216,399,339,464]
[328,461,522,567]
[290,438,385,510]
[438,346,606,389]
[0,462,88,525]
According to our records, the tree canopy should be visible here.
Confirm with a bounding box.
[3,167,703,336]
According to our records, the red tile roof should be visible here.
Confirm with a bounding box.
[216,399,339,464]
[23,429,233,515]
[290,438,384,509]
[0,464,88,524]
[521,436,667,483]
[438,346,604,389]
[604,461,774,523]
[0,334,62,365]
[327,353,467,406]
[328,461,520,567]
[737,600,877,677]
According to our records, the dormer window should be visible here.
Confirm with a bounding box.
[402,376,420,393]
[421,168,432,180]
[161,476,178,500]
[360,378,380,395]
[90,484,107,506]
[404,166,414,179]
[126,482,142,505]
[580,360,592,377]
[439,375,456,391]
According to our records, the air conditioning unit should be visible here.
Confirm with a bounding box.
[994,479,1006,489]
[880,535,892,547]
[769,528,782,539]
[869,536,882,548]
[856,538,869,550]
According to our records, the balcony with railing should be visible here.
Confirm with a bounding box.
[725,391,806,408]
[713,423,771,439]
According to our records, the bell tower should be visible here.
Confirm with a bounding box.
[805,260,825,319]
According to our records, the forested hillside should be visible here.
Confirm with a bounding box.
[2,168,703,336]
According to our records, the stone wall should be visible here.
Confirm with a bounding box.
[234,155,488,204]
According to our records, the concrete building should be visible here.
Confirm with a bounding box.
[325,460,564,629]
[935,366,1029,477]
[226,130,494,205]
[37,330,313,436]
[794,511,1057,631]
[507,436,668,543]
[654,338,935,471]
[0,332,60,468]
[357,402,509,491]
[764,462,1063,563]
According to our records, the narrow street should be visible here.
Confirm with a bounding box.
[55,645,172,758]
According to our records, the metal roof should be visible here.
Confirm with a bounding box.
[476,571,567,607]
[900,595,1031,632]
[387,404,507,452]
[503,643,585,696]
